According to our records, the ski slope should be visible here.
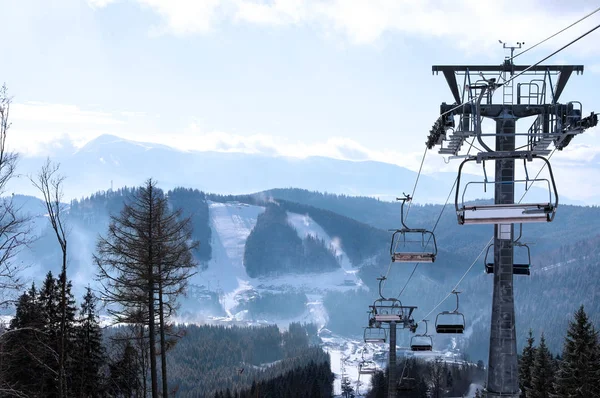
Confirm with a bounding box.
[192,201,366,324]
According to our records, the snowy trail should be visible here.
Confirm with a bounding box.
[192,201,264,308]
[195,201,368,322]
[287,212,365,289]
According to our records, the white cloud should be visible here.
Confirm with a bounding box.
[234,0,308,26]
[11,102,123,126]
[5,99,433,173]
[8,102,127,156]
[86,0,118,9]
[87,0,600,55]
[552,142,600,166]
[137,0,226,36]
[140,124,418,165]
[589,64,600,74]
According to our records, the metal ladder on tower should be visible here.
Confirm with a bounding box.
[503,74,514,105]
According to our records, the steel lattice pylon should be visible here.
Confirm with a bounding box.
[429,43,597,397]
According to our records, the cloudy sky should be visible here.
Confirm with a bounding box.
[2,0,600,198]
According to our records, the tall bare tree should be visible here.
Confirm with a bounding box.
[155,191,198,397]
[31,159,68,398]
[0,84,33,307]
[95,179,198,398]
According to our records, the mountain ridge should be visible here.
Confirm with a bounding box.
[10,133,588,205]
[7,185,600,362]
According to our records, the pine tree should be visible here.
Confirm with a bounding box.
[38,271,60,338]
[9,283,43,329]
[72,286,105,397]
[155,190,199,397]
[95,178,199,398]
[552,305,600,397]
[341,376,355,398]
[108,340,141,397]
[55,272,78,397]
[37,271,65,396]
[528,333,555,398]
[2,284,48,396]
[519,328,536,398]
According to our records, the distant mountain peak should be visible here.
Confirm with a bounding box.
[76,134,179,154]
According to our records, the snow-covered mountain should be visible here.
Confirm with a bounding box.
[10,134,583,205]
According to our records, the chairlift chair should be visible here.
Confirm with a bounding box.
[358,360,377,375]
[370,277,417,327]
[455,153,558,225]
[371,298,405,323]
[390,194,438,263]
[410,320,433,351]
[358,349,378,375]
[435,291,466,334]
[363,326,387,343]
[484,225,532,275]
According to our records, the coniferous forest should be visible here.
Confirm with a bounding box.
[4,270,600,397]
[243,203,341,277]
[1,273,332,397]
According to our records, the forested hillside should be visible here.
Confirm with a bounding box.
[232,290,308,319]
[70,186,213,262]
[13,185,600,364]
[461,233,600,361]
[167,187,213,264]
[243,203,341,277]
[2,271,327,398]
[209,192,389,267]
[166,323,327,397]
[259,188,600,266]
[213,360,334,398]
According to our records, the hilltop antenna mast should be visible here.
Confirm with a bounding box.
[429,39,597,397]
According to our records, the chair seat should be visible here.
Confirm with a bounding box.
[436,324,465,334]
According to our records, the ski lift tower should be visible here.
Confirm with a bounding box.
[429,43,597,397]
[368,276,417,398]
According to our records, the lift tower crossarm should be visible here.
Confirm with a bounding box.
[432,64,583,104]
[432,64,583,72]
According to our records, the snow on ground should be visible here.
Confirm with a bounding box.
[195,201,366,324]
[535,257,577,273]
[321,330,473,397]
[286,212,366,289]
[324,334,377,396]
[192,201,265,298]
[465,383,485,398]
